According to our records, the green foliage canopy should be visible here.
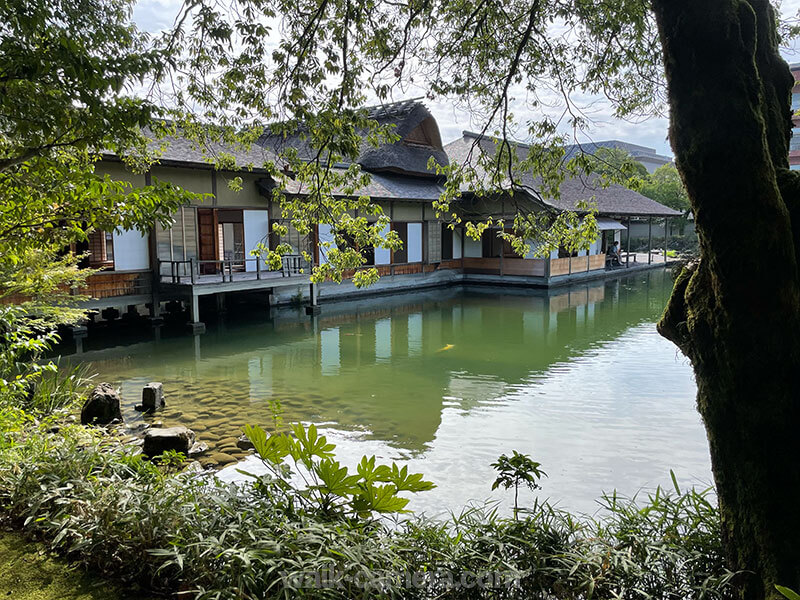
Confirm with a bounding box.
[640,163,691,215]
[0,0,194,320]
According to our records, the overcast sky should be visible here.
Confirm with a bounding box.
[133,0,800,157]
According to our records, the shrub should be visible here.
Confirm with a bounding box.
[0,412,735,600]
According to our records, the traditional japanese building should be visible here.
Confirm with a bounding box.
[68,101,679,333]
[442,132,680,282]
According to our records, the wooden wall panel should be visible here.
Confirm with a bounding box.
[569,257,589,274]
[549,257,571,276]
[83,272,151,299]
[588,254,606,271]
[503,258,547,277]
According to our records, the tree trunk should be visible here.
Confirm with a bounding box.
[653,1,800,598]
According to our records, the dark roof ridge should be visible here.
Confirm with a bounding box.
[462,130,533,150]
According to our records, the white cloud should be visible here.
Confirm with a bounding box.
[133,0,182,34]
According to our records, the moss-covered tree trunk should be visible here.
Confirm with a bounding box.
[652,1,800,597]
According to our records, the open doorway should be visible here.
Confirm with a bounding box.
[217,210,245,270]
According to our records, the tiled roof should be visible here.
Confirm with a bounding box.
[445,133,681,218]
[102,129,278,171]
[276,170,445,202]
[562,140,672,165]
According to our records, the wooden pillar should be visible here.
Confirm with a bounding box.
[664,217,669,263]
[647,217,653,264]
[625,217,631,267]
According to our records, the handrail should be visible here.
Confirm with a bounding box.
[157,255,307,284]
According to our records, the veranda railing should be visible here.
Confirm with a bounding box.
[158,255,306,284]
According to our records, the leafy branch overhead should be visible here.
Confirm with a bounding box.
[0,0,197,326]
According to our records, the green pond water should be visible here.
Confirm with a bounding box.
[66,268,710,515]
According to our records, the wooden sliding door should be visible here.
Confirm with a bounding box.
[197,208,218,274]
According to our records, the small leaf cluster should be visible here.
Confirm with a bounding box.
[492,450,548,519]
[243,423,435,518]
[491,450,547,494]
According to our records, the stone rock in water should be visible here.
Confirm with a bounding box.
[236,434,255,451]
[210,452,237,466]
[142,382,164,411]
[187,441,209,457]
[143,426,195,458]
[81,383,123,425]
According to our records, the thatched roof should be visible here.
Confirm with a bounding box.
[357,100,449,176]
[258,99,449,178]
[445,132,681,218]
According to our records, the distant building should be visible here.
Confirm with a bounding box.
[790,63,800,170]
[563,140,672,173]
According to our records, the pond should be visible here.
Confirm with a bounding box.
[64,268,711,516]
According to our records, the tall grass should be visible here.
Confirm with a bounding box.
[23,359,94,414]
[0,412,735,600]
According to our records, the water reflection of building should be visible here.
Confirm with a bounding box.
[69,270,672,454]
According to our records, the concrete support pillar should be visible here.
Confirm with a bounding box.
[215,293,226,314]
[305,282,321,316]
[187,294,206,334]
[148,301,164,326]
[625,217,631,267]
[70,325,88,355]
[190,294,199,321]
[150,245,161,321]
[193,333,202,360]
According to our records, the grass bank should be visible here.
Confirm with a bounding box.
[0,530,153,600]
